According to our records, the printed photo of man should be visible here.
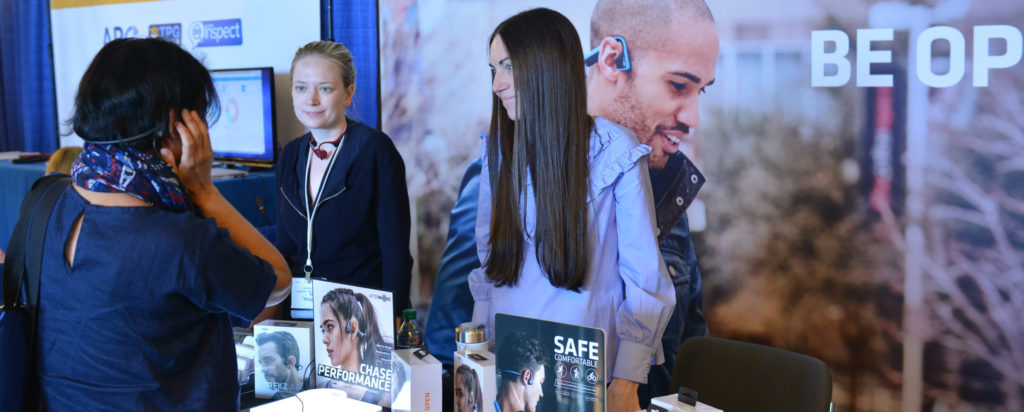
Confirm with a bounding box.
[495,331,547,412]
[585,0,718,404]
[257,331,305,399]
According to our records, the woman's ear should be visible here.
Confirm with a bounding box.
[161,109,177,140]
[348,319,359,339]
[344,84,356,106]
[158,109,184,165]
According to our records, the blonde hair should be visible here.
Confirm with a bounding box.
[46,146,83,175]
[291,41,356,87]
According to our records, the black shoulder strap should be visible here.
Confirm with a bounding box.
[26,174,72,315]
[2,174,71,315]
[0,173,69,412]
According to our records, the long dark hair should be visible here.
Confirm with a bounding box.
[71,37,219,152]
[485,8,592,291]
[322,288,386,367]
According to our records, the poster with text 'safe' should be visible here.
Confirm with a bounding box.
[380,1,1024,411]
[312,279,396,408]
[494,314,606,412]
[49,0,318,148]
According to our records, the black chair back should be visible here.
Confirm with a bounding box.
[670,336,833,412]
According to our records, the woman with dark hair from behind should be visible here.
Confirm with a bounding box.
[468,8,674,412]
[34,38,290,410]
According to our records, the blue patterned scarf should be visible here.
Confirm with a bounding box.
[71,143,195,213]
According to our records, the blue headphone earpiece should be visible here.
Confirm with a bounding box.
[345,321,366,337]
[502,369,533,385]
[584,36,631,71]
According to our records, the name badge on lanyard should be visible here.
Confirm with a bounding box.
[290,277,314,319]
[290,131,345,320]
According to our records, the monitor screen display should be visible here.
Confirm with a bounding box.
[208,67,276,166]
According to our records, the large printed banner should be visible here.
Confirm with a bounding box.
[49,0,319,148]
[380,0,1024,410]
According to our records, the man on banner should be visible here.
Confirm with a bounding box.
[585,0,719,402]
[425,0,719,405]
[495,332,547,412]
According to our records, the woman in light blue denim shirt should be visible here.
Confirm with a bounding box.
[469,8,675,412]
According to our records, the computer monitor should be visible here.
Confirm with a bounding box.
[208,67,277,167]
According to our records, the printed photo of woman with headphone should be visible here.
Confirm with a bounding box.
[316,286,393,406]
[320,287,386,372]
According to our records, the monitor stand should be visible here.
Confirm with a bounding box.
[210,164,249,179]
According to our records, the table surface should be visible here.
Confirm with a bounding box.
[246,389,382,412]
[0,160,276,252]
[649,394,724,412]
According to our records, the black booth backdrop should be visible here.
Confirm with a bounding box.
[379,0,1024,411]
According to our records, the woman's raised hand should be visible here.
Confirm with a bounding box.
[160,109,216,200]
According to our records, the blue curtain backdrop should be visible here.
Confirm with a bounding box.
[326,0,379,128]
[0,0,378,152]
[0,0,57,153]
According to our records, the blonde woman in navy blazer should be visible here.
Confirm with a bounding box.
[275,41,412,315]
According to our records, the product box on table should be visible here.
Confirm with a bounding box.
[254,320,314,399]
[391,347,442,412]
